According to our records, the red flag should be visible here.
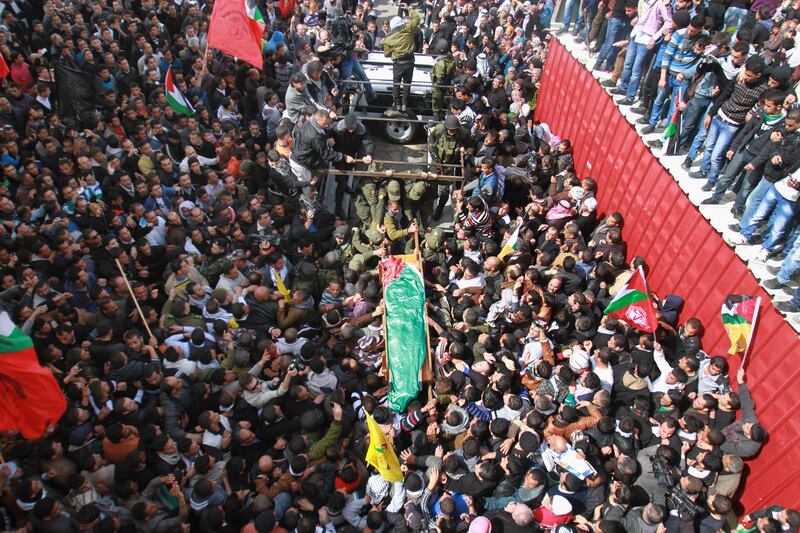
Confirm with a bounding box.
[0,313,66,439]
[603,267,658,332]
[278,0,295,18]
[0,55,9,79]
[208,0,265,69]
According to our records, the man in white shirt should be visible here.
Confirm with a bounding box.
[179,145,217,173]
[647,343,688,393]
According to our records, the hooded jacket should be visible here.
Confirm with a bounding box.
[382,8,421,60]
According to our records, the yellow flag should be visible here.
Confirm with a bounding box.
[498,223,521,260]
[365,413,403,482]
[274,268,291,301]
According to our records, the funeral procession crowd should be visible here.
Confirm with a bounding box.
[0,0,797,532]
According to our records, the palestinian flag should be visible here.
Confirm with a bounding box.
[498,223,522,260]
[604,266,658,332]
[0,312,66,439]
[245,0,267,51]
[381,256,428,412]
[662,88,682,155]
[722,295,759,355]
[165,67,194,116]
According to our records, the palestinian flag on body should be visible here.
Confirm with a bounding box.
[604,266,658,332]
[381,256,428,412]
[498,222,522,260]
[165,67,194,116]
[0,312,66,439]
[722,294,759,355]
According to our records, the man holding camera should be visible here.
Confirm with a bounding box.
[239,349,299,408]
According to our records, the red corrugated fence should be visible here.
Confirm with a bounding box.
[535,39,800,512]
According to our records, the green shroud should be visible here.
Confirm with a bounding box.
[384,263,427,412]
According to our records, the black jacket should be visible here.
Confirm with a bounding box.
[761,128,800,181]
[291,118,343,171]
[331,119,374,166]
[728,112,784,156]
[444,472,497,496]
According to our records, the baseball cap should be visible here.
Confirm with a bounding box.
[444,115,460,130]
[343,112,358,130]
[408,181,427,201]
[387,180,402,201]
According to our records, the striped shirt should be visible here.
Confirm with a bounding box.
[660,27,706,75]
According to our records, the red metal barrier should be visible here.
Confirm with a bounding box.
[536,40,800,512]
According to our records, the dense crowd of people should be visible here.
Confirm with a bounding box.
[566,0,800,319]
[0,0,797,532]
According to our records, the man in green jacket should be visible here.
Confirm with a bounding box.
[382,5,421,113]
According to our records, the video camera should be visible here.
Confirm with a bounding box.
[289,358,307,372]
[325,16,357,58]
[245,233,282,256]
[650,457,704,519]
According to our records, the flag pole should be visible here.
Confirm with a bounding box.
[114,259,154,340]
[459,150,466,196]
[740,296,761,368]
[639,265,659,346]
[202,44,211,76]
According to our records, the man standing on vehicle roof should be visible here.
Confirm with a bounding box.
[431,39,456,121]
[382,4,421,114]
[428,114,476,220]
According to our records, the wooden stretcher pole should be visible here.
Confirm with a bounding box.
[413,220,434,390]
[379,260,389,386]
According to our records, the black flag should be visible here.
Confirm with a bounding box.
[54,59,95,122]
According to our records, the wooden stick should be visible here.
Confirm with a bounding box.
[411,230,434,388]
[459,150,467,195]
[115,259,154,339]
[740,296,761,368]
[202,44,211,75]
[379,260,389,387]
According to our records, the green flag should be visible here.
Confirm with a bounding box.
[381,256,428,412]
